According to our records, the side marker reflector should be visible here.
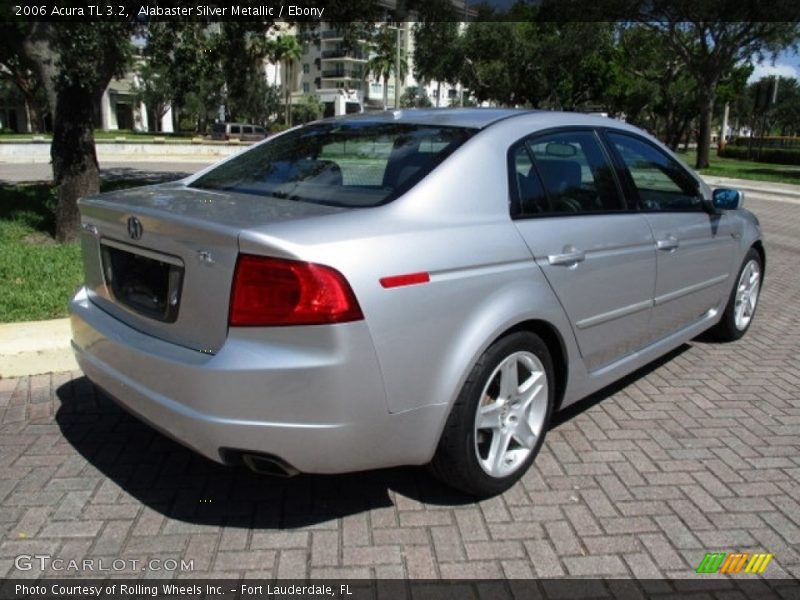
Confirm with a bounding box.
[380,272,430,288]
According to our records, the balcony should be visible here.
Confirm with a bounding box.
[321,70,363,79]
[321,50,368,61]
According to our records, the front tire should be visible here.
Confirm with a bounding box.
[710,248,762,342]
[430,332,554,496]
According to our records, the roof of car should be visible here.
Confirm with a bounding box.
[323,108,633,131]
[324,108,538,129]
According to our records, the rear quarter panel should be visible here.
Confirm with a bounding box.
[238,125,582,424]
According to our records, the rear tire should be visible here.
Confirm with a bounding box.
[710,248,762,342]
[430,332,554,497]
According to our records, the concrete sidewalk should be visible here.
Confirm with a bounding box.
[1,175,798,379]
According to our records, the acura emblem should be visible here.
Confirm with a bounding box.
[127,216,143,240]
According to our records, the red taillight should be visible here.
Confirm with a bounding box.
[229,254,363,326]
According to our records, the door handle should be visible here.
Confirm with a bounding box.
[548,247,586,266]
[656,235,679,251]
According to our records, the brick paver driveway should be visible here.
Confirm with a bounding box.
[1,196,799,580]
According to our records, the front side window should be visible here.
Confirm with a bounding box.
[525,130,623,214]
[191,122,476,208]
[607,132,701,211]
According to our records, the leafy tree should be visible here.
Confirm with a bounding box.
[270,33,304,125]
[0,49,47,133]
[2,22,136,242]
[412,22,462,107]
[730,75,800,144]
[229,74,281,126]
[534,22,617,110]
[138,22,282,130]
[772,77,800,136]
[459,21,522,106]
[132,59,171,133]
[141,23,226,132]
[364,24,408,110]
[399,85,432,108]
[608,25,699,149]
[291,94,324,124]
[638,17,800,168]
[459,16,616,110]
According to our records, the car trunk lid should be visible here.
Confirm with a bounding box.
[78,183,345,353]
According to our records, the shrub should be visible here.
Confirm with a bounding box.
[719,145,800,166]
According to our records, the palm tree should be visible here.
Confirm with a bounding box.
[364,25,408,110]
[272,34,303,125]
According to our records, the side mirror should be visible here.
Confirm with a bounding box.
[712,188,744,211]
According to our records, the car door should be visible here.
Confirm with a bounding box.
[510,129,657,372]
[604,131,737,342]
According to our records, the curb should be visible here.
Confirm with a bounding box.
[701,175,800,204]
[0,319,78,378]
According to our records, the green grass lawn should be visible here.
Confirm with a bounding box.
[677,150,800,185]
[0,181,144,323]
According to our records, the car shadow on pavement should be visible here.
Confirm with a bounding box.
[54,344,692,528]
[53,379,475,529]
[550,343,690,429]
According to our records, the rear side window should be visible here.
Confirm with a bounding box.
[510,145,549,216]
[191,122,476,208]
[230,125,241,134]
[607,132,701,211]
[514,130,623,216]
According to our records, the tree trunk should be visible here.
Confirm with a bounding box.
[21,25,100,243]
[19,22,129,244]
[696,94,715,170]
[383,75,388,110]
[284,61,292,126]
[51,85,100,243]
[436,81,441,108]
[23,99,33,133]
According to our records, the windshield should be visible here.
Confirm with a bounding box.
[190,121,476,208]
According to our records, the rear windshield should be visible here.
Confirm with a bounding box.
[190,121,476,208]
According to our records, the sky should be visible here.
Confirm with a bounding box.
[748,48,800,82]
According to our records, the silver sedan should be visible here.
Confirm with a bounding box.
[70,109,763,495]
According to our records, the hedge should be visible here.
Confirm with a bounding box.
[719,145,800,166]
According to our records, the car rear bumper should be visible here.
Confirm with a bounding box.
[69,287,445,474]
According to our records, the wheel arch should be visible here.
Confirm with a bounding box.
[428,317,570,495]
[498,319,569,413]
[752,240,766,276]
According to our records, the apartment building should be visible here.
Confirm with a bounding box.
[291,1,469,116]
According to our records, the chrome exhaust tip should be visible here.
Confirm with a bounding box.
[242,453,299,478]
